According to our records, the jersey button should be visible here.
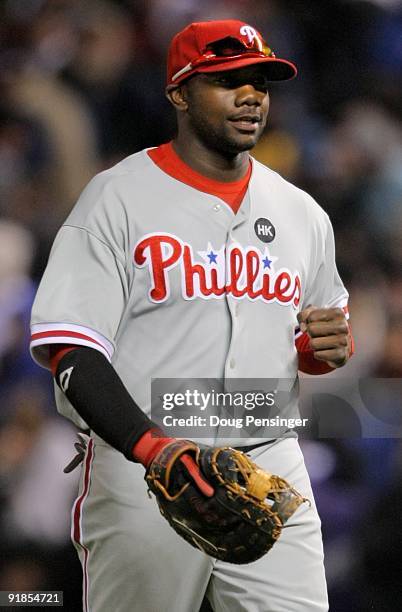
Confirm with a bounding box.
[230,358,236,369]
[213,204,221,212]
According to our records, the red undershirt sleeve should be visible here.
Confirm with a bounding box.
[49,344,79,376]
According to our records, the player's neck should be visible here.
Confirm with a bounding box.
[172,135,250,183]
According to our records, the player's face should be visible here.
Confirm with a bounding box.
[183,65,270,155]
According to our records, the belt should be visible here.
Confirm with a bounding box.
[64,433,276,473]
[234,439,276,453]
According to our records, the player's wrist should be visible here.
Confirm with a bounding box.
[133,434,214,496]
[131,427,175,468]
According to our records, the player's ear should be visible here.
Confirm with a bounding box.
[165,84,188,112]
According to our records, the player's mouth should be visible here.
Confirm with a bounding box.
[228,114,261,133]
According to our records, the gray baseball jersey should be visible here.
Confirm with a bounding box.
[30,149,343,612]
[30,149,348,442]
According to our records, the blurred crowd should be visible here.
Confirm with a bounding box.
[0,1,401,610]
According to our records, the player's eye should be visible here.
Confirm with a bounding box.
[212,75,232,87]
[249,76,269,92]
[204,73,269,92]
[223,75,269,92]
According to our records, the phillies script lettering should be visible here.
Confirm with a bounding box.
[134,233,301,307]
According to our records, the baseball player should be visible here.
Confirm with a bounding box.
[30,20,353,612]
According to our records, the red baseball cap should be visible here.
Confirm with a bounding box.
[167,20,297,86]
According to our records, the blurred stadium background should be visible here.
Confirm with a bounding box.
[0,1,401,610]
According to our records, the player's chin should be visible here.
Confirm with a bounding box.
[229,135,260,153]
[225,125,264,152]
[221,132,260,153]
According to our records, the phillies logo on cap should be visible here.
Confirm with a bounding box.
[133,233,301,307]
[240,25,258,44]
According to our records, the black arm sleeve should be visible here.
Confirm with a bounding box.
[55,346,158,460]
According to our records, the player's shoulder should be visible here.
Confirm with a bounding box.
[251,158,330,223]
[65,149,158,226]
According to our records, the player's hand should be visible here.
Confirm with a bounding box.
[132,429,214,497]
[297,305,352,368]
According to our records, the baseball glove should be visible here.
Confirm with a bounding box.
[146,439,308,564]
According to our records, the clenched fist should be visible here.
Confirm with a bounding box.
[297,306,352,369]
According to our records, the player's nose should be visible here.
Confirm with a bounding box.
[235,84,267,106]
